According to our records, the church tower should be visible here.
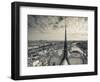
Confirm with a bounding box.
[60,17,70,65]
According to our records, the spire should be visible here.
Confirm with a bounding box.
[60,17,70,65]
[64,20,70,65]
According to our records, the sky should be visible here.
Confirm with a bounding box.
[28,15,88,41]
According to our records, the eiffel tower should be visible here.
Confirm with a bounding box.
[60,17,70,65]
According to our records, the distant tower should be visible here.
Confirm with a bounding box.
[60,17,70,65]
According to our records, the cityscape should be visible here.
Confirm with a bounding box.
[28,15,88,67]
[28,40,87,67]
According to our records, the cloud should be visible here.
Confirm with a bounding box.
[28,15,64,32]
[28,15,88,40]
